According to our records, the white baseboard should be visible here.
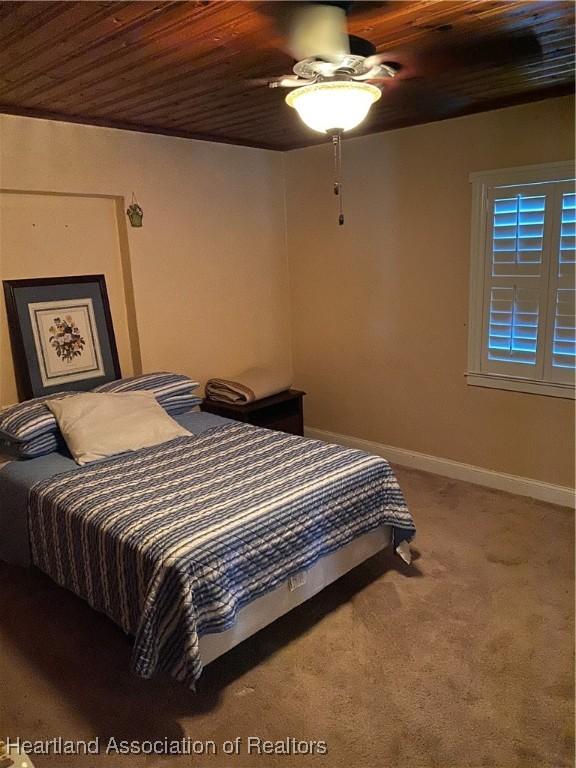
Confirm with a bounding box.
[305,427,575,509]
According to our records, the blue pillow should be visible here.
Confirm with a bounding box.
[0,392,74,458]
[93,372,201,415]
[0,373,201,459]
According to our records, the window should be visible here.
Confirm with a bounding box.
[468,162,575,399]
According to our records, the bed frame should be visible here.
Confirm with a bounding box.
[199,525,391,665]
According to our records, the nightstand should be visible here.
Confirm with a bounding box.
[200,389,305,436]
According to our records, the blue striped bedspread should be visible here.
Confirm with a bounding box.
[29,423,415,687]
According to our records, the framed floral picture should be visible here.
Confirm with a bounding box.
[3,275,121,401]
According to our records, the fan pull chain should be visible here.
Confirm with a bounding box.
[332,131,344,226]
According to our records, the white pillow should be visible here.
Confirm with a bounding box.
[47,391,191,466]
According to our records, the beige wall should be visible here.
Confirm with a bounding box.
[0,192,137,403]
[284,96,575,488]
[0,115,291,406]
[1,99,574,488]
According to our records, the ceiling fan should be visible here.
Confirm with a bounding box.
[261,0,542,224]
[266,1,397,137]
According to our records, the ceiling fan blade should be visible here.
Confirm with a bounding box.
[353,62,398,81]
[378,77,470,121]
[440,32,542,70]
[269,77,314,89]
[364,52,402,70]
[267,1,351,61]
[366,31,542,80]
[247,75,314,89]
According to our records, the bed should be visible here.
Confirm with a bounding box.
[0,409,415,688]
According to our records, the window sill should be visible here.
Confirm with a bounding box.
[466,372,575,399]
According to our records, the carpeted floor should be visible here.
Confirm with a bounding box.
[0,467,573,768]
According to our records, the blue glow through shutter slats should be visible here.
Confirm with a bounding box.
[559,192,576,277]
[492,195,545,275]
[552,289,576,369]
[488,287,539,365]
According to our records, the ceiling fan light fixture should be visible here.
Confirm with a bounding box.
[285,80,381,133]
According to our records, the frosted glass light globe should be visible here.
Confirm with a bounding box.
[285,80,381,133]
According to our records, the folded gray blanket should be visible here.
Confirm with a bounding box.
[205,368,291,404]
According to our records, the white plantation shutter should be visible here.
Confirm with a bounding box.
[487,286,540,366]
[551,289,575,371]
[491,193,547,277]
[543,184,576,385]
[468,163,575,398]
[558,190,576,275]
[481,183,554,379]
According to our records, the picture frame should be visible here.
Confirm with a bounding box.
[3,275,121,401]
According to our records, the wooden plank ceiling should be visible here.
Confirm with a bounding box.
[0,1,573,150]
